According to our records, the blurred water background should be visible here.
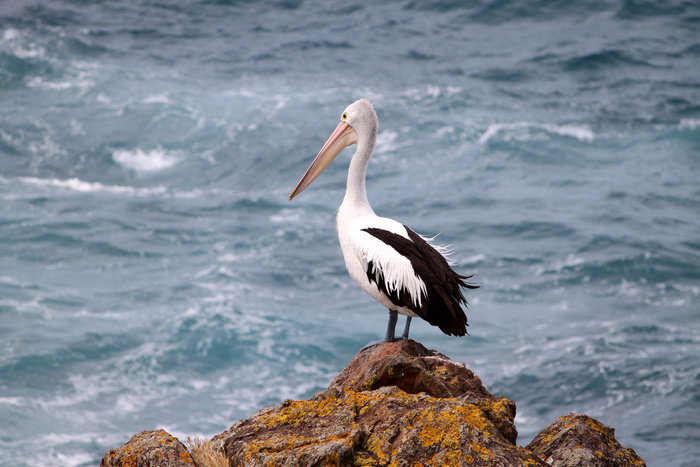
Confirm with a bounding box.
[1,1,699,465]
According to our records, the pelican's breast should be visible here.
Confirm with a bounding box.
[336,207,425,316]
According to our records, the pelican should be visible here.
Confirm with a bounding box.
[289,98,478,345]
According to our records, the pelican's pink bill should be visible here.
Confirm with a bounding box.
[289,121,357,200]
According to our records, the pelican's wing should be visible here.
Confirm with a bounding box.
[356,225,428,310]
[360,225,476,336]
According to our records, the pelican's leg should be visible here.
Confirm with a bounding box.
[362,309,399,350]
[401,316,412,340]
[385,309,398,342]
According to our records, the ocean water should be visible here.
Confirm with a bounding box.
[1,0,699,465]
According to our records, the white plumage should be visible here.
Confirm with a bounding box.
[338,212,427,313]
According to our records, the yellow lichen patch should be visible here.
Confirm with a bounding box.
[351,386,427,418]
[358,373,381,391]
[439,449,463,466]
[582,417,615,443]
[349,392,499,465]
[520,452,544,466]
[261,392,343,428]
[579,418,647,467]
[415,403,494,461]
[359,429,394,464]
[352,451,383,467]
[530,420,563,449]
[468,439,496,463]
[245,431,355,457]
[347,389,425,463]
[120,444,141,467]
[478,397,512,419]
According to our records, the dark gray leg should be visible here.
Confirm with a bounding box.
[385,309,398,342]
[362,309,400,350]
[401,316,412,340]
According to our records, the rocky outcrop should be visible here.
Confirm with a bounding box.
[100,429,194,467]
[327,340,518,445]
[527,413,647,467]
[101,340,646,466]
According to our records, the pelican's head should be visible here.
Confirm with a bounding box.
[289,99,377,200]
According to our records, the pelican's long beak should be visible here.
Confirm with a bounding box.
[289,121,357,200]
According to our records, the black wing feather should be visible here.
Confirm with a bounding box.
[362,226,478,336]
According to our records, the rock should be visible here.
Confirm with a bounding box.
[218,384,546,466]
[527,413,647,467]
[100,429,195,467]
[216,340,544,466]
[101,340,647,467]
[328,340,518,444]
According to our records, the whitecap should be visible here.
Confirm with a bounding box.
[27,77,76,90]
[2,28,45,60]
[375,130,399,154]
[679,119,700,130]
[112,146,181,172]
[435,126,455,138]
[17,176,167,196]
[39,451,94,467]
[143,94,173,104]
[462,253,486,265]
[541,123,595,142]
[533,253,585,276]
[2,28,20,42]
[270,208,303,224]
[0,396,26,406]
[478,122,595,144]
[26,67,96,93]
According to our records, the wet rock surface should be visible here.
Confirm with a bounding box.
[102,340,646,466]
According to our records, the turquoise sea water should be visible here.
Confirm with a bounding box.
[1,1,699,465]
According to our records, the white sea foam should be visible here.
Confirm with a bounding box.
[435,126,455,138]
[462,253,486,265]
[40,451,94,467]
[679,119,700,130]
[143,94,173,104]
[375,130,399,154]
[478,122,595,144]
[2,28,45,59]
[17,176,167,196]
[0,396,26,406]
[96,93,111,104]
[534,254,586,276]
[112,146,182,171]
[2,28,20,42]
[26,67,96,93]
[270,208,303,224]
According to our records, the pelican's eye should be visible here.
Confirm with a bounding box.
[342,112,347,121]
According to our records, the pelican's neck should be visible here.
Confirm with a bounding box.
[342,138,375,216]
